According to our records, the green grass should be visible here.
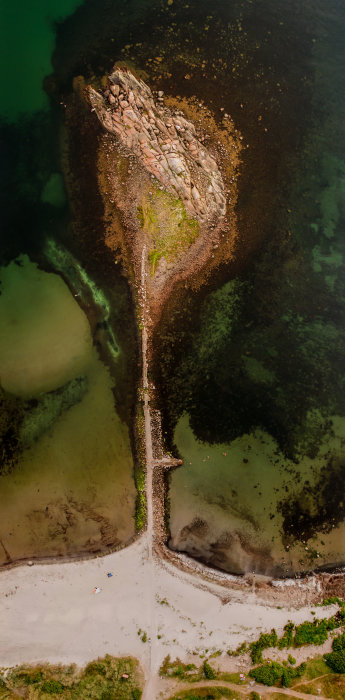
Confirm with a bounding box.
[297,656,330,680]
[137,188,199,275]
[218,672,242,684]
[0,655,143,699]
[295,674,345,699]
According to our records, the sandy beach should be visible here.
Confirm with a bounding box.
[0,532,340,698]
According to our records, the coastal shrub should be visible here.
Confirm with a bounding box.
[249,629,278,663]
[249,661,306,687]
[249,662,283,686]
[332,632,345,652]
[288,654,296,665]
[228,641,248,656]
[159,656,198,680]
[294,619,329,646]
[40,678,65,694]
[278,622,294,649]
[202,661,216,680]
[18,670,44,685]
[324,651,345,674]
[4,656,143,699]
[321,597,345,608]
[324,631,345,673]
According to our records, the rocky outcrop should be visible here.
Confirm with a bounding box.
[88,68,226,226]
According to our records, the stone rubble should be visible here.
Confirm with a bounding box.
[88,68,226,223]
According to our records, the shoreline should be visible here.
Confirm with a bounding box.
[1,69,345,589]
[0,534,343,692]
[1,67,345,698]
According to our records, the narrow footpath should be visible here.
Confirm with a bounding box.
[140,245,159,700]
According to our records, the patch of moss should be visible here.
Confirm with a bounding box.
[137,188,199,275]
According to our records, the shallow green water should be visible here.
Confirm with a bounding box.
[0,256,136,564]
[0,0,138,564]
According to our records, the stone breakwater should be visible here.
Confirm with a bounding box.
[88,68,226,224]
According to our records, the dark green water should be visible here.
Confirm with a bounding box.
[1,0,344,575]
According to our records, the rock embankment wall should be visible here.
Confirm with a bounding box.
[88,68,226,224]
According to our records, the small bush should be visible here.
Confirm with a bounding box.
[278,622,294,649]
[324,631,345,673]
[40,678,65,694]
[294,619,328,647]
[249,662,283,686]
[20,670,44,685]
[203,661,216,680]
[249,661,306,687]
[250,629,278,663]
[324,651,345,674]
[321,597,344,607]
[333,632,345,652]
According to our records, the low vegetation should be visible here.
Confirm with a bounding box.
[164,600,345,698]
[243,597,345,663]
[0,655,143,699]
[249,660,306,687]
[159,656,200,681]
[138,188,199,275]
[324,631,345,673]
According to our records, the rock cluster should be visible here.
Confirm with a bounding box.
[88,68,226,223]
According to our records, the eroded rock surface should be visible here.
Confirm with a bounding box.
[88,68,226,225]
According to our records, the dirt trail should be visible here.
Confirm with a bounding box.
[140,245,159,700]
[160,677,331,700]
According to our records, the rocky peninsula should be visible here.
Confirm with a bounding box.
[83,66,239,328]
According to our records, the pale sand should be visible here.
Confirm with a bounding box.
[0,534,338,692]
